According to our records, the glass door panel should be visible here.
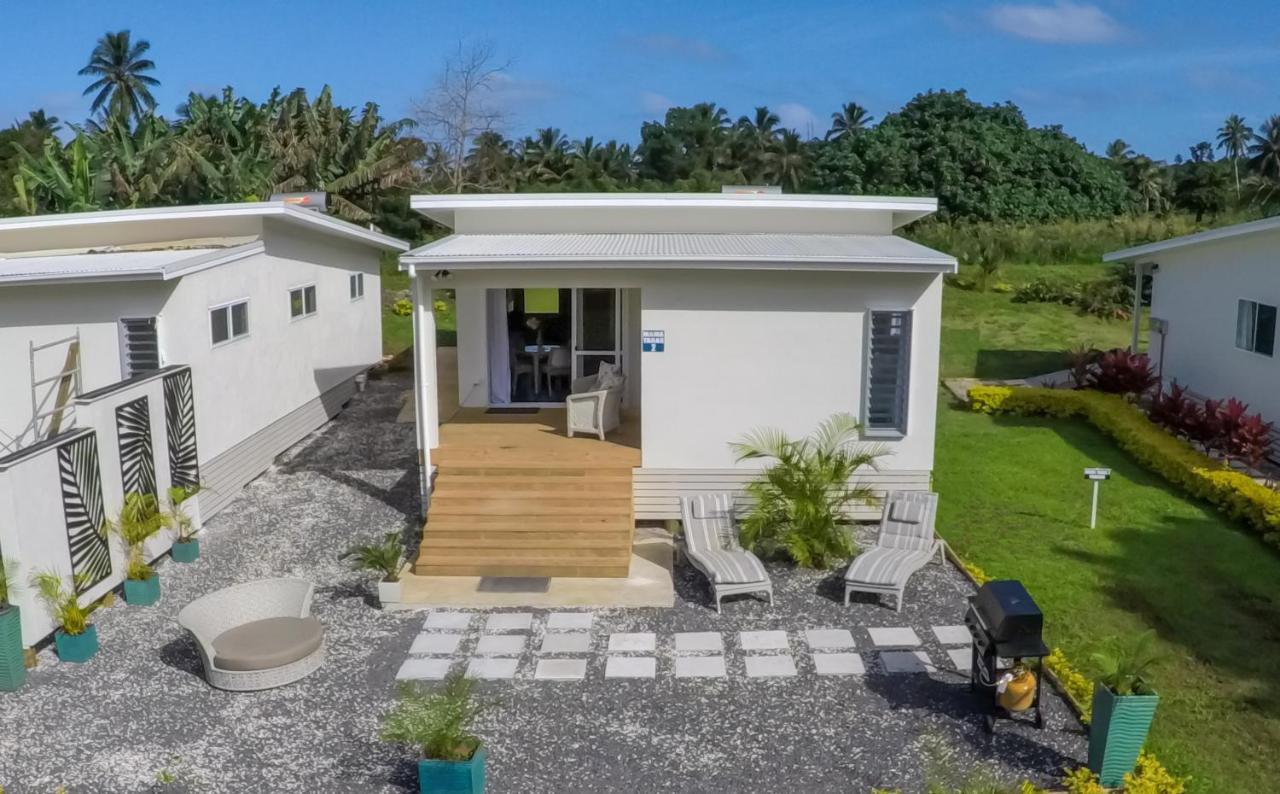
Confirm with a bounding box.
[573,288,622,381]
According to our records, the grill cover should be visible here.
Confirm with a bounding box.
[971,580,1049,658]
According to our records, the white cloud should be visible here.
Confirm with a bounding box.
[640,91,672,116]
[986,1,1122,44]
[626,34,728,62]
[776,102,821,136]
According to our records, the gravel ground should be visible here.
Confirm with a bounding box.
[0,372,1086,793]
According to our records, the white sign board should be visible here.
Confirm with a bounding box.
[1084,467,1112,481]
[642,330,665,353]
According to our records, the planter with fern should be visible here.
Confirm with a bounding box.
[0,559,24,690]
[112,492,165,605]
[165,485,202,564]
[32,570,98,663]
[341,532,406,609]
[382,675,488,794]
[1087,630,1163,787]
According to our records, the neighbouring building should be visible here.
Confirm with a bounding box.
[0,202,406,644]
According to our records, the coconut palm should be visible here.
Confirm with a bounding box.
[1105,138,1134,162]
[78,30,160,124]
[1249,115,1280,182]
[1128,156,1169,214]
[1217,114,1252,197]
[761,130,808,191]
[825,102,874,141]
[1188,141,1214,164]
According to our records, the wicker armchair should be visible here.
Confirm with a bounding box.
[177,578,325,691]
[566,374,624,440]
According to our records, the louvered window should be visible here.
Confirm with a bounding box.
[118,317,160,378]
[865,310,912,435]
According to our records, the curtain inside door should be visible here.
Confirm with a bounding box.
[486,289,511,404]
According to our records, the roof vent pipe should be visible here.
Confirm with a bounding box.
[271,192,328,212]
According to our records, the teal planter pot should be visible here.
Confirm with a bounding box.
[0,605,25,691]
[123,574,161,606]
[54,624,98,663]
[171,539,200,563]
[1089,685,1159,787]
[419,745,486,794]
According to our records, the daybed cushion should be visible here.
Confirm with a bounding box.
[212,616,324,672]
[844,547,935,587]
[691,549,769,584]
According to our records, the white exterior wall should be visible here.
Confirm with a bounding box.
[1147,229,1280,419]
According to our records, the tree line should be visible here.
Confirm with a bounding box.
[2,32,1278,244]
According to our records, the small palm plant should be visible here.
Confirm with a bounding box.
[730,413,887,568]
[341,532,405,583]
[109,492,164,580]
[0,558,18,609]
[30,570,89,636]
[381,674,485,761]
[1091,630,1163,696]
[162,484,201,542]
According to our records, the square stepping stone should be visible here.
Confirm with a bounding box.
[534,658,588,681]
[867,627,921,647]
[424,611,472,630]
[880,650,936,674]
[474,635,526,656]
[605,656,656,678]
[484,613,533,632]
[947,647,973,672]
[546,612,594,631]
[675,656,726,678]
[804,629,856,650]
[607,632,656,652]
[465,657,519,679]
[739,630,789,651]
[674,632,723,653]
[813,653,865,676]
[932,625,972,646]
[745,655,797,678]
[396,657,453,681]
[409,633,462,656]
[539,632,591,654]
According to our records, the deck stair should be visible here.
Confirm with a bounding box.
[414,464,635,577]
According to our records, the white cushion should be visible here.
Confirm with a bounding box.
[595,362,623,390]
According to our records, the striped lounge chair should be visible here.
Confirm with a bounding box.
[680,493,773,613]
[843,491,944,612]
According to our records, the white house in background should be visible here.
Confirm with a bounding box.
[0,202,406,644]
[1106,215,1280,420]
[399,191,956,579]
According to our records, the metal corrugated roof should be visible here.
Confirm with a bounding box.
[401,233,957,272]
[1104,215,1280,262]
[0,242,263,286]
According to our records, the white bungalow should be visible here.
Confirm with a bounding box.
[400,191,957,579]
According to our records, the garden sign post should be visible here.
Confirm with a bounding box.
[1084,467,1111,528]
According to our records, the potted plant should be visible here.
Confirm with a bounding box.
[163,484,202,563]
[340,532,405,607]
[31,570,97,663]
[0,557,25,690]
[381,674,488,794]
[1088,630,1164,787]
[109,492,165,605]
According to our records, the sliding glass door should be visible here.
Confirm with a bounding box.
[572,288,623,382]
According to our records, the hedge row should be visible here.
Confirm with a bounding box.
[968,386,1280,548]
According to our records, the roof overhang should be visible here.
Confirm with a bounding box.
[1104,215,1280,263]
[0,241,265,287]
[400,233,957,274]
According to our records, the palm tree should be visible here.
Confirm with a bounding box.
[1248,115,1280,182]
[1188,141,1214,163]
[825,102,873,141]
[1105,138,1134,162]
[1128,156,1169,213]
[1217,114,1252,198]
[78,31,160,124]
[762,130,807,191]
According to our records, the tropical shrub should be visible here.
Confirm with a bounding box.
[381,674,485,761]
[1147,382,1194,431]
[1012,277,1079,305]
[730,414,886,568]
[1091,630,1163,696]
[108,492,164,580]
[1076,278,1133,320]
[162,484,201,542]
[340,532,405,583]
[30,570,89,635]
[0,558,19,608]
[1086,349,1156,396]
[391,298,413,317]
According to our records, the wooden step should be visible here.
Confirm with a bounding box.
[426,513,628,527]
[433,478,632,494]
[413,560,632,578]
[438,466,633,479]
[428,501,632,516]
[420,543,631,560]
[423,528,634,543]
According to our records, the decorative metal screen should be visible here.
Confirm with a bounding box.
[115,396,156,498]
[163,369,200,489]
[57,433,110,593]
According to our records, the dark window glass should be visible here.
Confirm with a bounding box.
[211,307,229,345]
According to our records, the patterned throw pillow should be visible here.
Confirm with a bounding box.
[595,362,624,390]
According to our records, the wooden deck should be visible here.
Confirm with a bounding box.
[414,408,640,578]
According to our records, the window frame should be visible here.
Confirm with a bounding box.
[209,298,251,348]
[289,283,318,321]
[349,272,365,301]
[1236,298,1276,357]
[861,307,914,439]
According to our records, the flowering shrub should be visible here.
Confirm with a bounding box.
[1086,348,1157,395]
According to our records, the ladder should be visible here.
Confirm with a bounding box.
[29,331,82,441]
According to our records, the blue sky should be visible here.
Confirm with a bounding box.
[3,0,1277,160]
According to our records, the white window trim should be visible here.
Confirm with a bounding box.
[1235,297,1276,358]
[210,297,251,348]
[861,307,913,439]
[349,272,365,301]
[289,282,318,321]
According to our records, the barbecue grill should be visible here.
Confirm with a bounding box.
[964,579,1051,732]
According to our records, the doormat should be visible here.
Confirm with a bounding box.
[485,407,540,414]
[477,577,551,593]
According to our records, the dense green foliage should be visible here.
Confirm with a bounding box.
[381,675,484,761]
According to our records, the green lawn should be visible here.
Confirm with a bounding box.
[935,398,1280,792]
[379,253,456,356]
[941,263,1145,379]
